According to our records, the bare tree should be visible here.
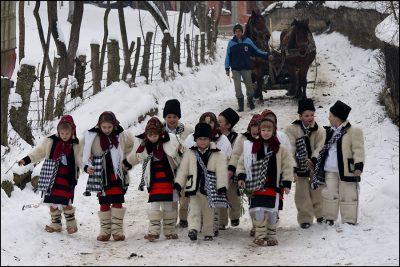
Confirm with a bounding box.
[67,1,74,23]
[175,2,191,67]
[142,1,169,32]
[99,2,111,81]
[118,2,130,81]
[18,1,25,63]
[48,1,84,84]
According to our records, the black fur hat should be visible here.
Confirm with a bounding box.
[193,123,212,140]
[233,23,243,33]
[298,98,316,114]
[219,108,239,128]
[163,99,181,119]
[330,100,351,121]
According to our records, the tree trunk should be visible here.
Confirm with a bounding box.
[10,64,36,146]
[1,78,11,146]
[142,2,168,32]
[118,2,130,81]
[185,34,192,68]
[67,1,74,23]
[175,6,184,66]
[66,1,84,78]
[140,32,154,84]
[200,33,205,64]
[194,34,199,66]
[18,1,25,63]
[90,43,101,95]
[160,33,169,81]
[99,2,111,81]
[45,56,59,121]
[34,2,53,74]
[107,39,120,86]
[54,78,68,119]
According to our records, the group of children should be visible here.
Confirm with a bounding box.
[18,98,365,246]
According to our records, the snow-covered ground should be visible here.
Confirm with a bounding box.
[1,3,399,266]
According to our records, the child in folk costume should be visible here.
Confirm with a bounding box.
[228,114,262,236]
[217,108,241,229]
[311,100,364,226]
[284,99,326,229]
[174,123,229,241]
[82,111,134,241]
[237,118,294,246]
[124,117,181,241]
[261,109,291,150]
[162,99,194,228]
[184,112,232,236]
[18,115,81,234]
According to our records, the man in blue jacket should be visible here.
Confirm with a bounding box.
[225,23,271,112]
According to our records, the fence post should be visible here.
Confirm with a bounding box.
[54,77,68,118]
[185,34,193,68]
[194,34,199,66]
[73,54,86,98]
[9,64,36,146]
[140,31,153,84]
[1,78,10,146]
[160,33,170,81]
[200,32,205,64]
[90,43,101,95]
[107,39,120,86]
[44,56,60,121]
[131,37,141,85]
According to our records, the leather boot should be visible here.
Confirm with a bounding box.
[237,97,244,112]
[248,97,255,110]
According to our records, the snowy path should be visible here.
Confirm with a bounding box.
[1,32,399,266]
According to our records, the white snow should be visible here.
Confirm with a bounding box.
[8,92,22,109]
[19,57,37,67]
[1,2,399,266]
[375,12,399,47]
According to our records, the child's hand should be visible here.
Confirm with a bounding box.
[306,159,314,170]
[293,174,298,183]
[18,159,25,166]
[122,164,129,172]
[87,166,95,174]
[284,188,290,194]
[228,170,234,179]
[354,170,362,176]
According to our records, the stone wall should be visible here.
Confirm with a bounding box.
[264,5,388,49]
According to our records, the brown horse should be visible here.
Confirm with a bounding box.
[280,19,316,99]
[244,10,270,102]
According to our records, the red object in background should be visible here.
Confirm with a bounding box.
[1,49,16,79]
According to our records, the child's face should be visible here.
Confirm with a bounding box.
[100,122,114,136]
[260,127,273,140]
[165,114,179,129]
[217,115,231,132]
[147,132,160,143]
[59,129,72,142]
[300,110,315,127]
[196,137,210,150]
[202,116,215,130]
[250,125,259,139]
[328,112,342,127]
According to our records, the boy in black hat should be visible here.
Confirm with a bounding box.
[311,100,365,226]
[174,123,229,241]
[284,98,326,229]
[162,99,194,228]
[217,108,241,229]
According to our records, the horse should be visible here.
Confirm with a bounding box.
[280,18,316,99]
[244,10,270,102]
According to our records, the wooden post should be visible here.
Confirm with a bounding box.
[140,31,153,84]
[107,39,120,86]
[200,32,205,64]
[131,37,141,85]
[1,78,11,146]
[90,43,101,95]
[167,33,175,74]
[160,33,170,81]
[74,54,86,98]
[9,64,36,146]
[45,56,60,121]
[194,34,199,66]
[185,34,192,68]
